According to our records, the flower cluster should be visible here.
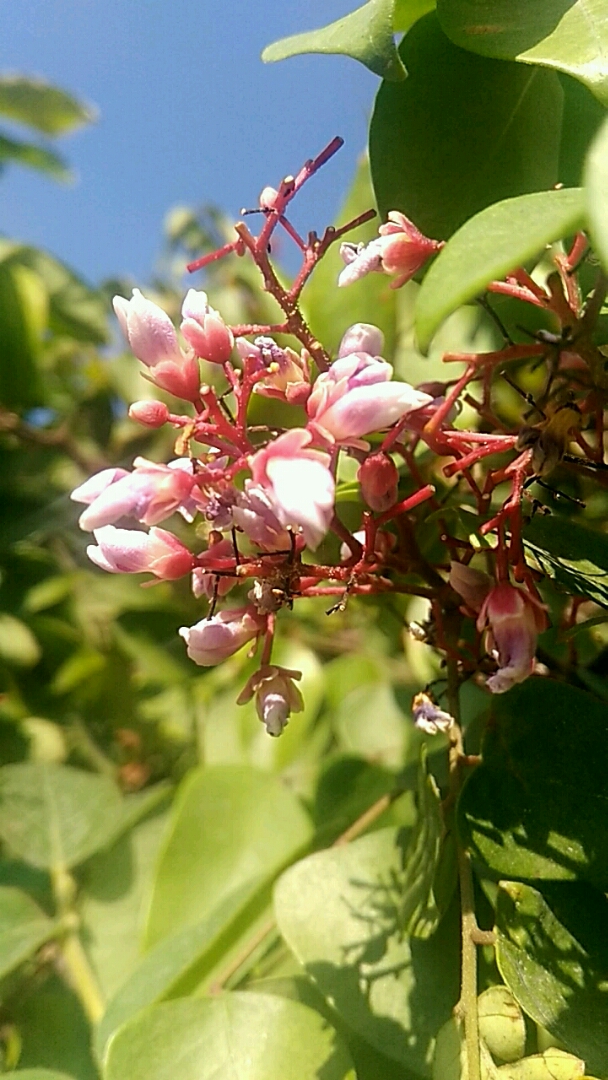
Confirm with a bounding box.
[71,141,602,733]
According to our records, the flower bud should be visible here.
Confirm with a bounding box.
[357,452,399,512]
[179,606,264,666]
[129,400,170,428]
[180,289,234,364]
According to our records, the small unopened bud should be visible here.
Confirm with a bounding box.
[259,186,279,210]
[358,452,399,512]
[129,400,170,428]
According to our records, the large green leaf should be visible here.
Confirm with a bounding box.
[415,188,585,351]
[0,76,95,136]
[457,679,608,889]
[437,0,608,107]
[9,973,98,1080]
[0,886,56,981]
[274,826,459,1072]
[0,134,71,182]
[95,885,261,1064]
[3,1071,77,1079]
[79,807,171,1000]
[496,881,608,1076]
[0,763,123,871]
[523,514,608,609]
[584,113,608,273]
[370,14,563,239]
[559,72,607,188]
[0,260,47,408]
[394,0,436,32]
[262,0,406,81]
[144,765,313,946]
[104,993,355,1080]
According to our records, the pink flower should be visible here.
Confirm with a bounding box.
[128,400,170,428]
[412,692,454,735]
[338,214,442,290]
[237,664,304,736]
[477,583,548,694]
[180,289,234,364]
[306,347,432,446]
[357,452,399,512]
[87,525,193,580]
[249,429,334,550]
[233,482,292,551]
[72,458,197,531]
[179,606,265,666]
[113,289,201,402]
[191,534,236,600]
[337,323,384,359]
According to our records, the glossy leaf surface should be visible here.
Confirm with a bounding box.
[274,825,459,1071]
[415,188,585,350]
[458,680,608,888]
[370,14,563,240]
[104,993,355,1080]
[437,0,608,107]
[262,0,406,81]
[496,881,608,1076]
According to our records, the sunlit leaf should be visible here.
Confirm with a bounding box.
[262,0,405,81]
[584,113,608,273]
[0,261,47,408]
[0,75,96,135]
[274,826,459,1070]
[496,881,608,1076]
[104,993,355,1080]
[437,0,608,107]
[0,763,123,871]
[415,188,585,351]
[0,613,41,667]
[0,886,57,981]
[393,0,435,32]
[370,14,563,242]
[458,680,608,888]
[144,765,312,946]
[523,514,608,609]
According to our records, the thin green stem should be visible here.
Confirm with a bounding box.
[51,865,105,1026]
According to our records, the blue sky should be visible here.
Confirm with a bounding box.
[1,0,377,286]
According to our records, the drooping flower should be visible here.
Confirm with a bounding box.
[306,337,432,446]
[449,561,492,614]
[87,525,193,580]
[179,606,265,666]
[72,458,197,531]
[338,213,442,290]
[249,428,335,550]
[237,664,304,736]
[412,692,454,735]
[180,289,234,364]
[477,583,548,694]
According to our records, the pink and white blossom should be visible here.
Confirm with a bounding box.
[412,692,454,735]
[249,429,334,550]
[338,213,442,290]
[87,525,193,580]
[72,458,197,531]
[113,289,201,401]
[179,606,265,666]
[477,583,548,694]
[237,664,304,736]
[306,348,432,446]
[233,482,293,550]
[180,289,234,364]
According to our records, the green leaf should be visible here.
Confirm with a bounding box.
[274,826,459,1071]
[370,13,564,241]
[0,763,123,871]
[437,0,608,108]
[104,993,355,1080]
[95,885,261,1064]
[415,188,585,351]
[0,261,47,408]
[496,881,608,1076]
[584,113,608,273]
[396,749,443,938]
[0,76,95,136]
[393,0,436,32]
[79,807,170,1000]
[262,0,406,81]
[523,514,608,608]
[0,133,71,182]
[0,886,56,980]
[144,765,313,946]
[496,1049,588,1080]
[3,1072,77,1079]
[457,679,608,889]
[558,73,607,188]
[8,972,98,1080]
[0,614,41,667]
